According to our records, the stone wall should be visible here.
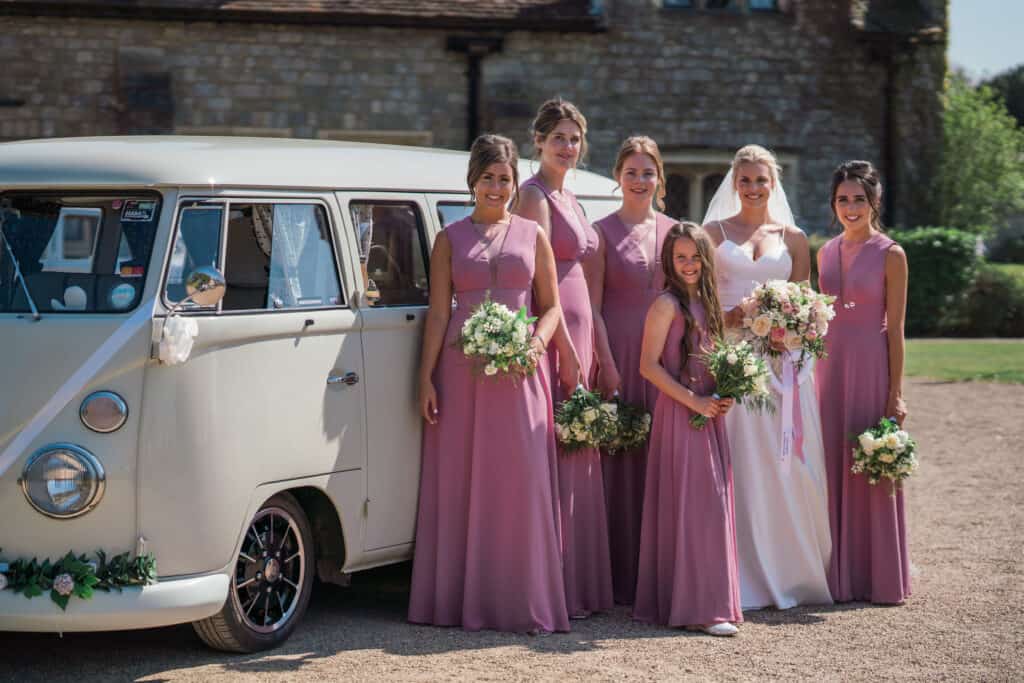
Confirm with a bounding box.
[0,0,947,230]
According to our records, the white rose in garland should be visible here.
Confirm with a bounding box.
[0,571,7,591]
[158,315,199,366]
[52,573,75,597]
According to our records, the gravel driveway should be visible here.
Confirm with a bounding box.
[2,378,1021,681]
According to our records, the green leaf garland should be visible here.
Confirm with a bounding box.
[0,549,157,610]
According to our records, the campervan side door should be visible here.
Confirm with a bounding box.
[335,191,432,553]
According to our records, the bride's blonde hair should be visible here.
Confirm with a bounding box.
[731,144,781,186]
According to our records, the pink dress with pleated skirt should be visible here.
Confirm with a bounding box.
[522,175,614,617]
[816,232,911,604]
[408,215,570,633]
[633,298,743,628]
[592,211,673,605]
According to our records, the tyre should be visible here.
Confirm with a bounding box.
[193,492,315,652]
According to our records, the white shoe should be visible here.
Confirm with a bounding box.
[702,622,738,637]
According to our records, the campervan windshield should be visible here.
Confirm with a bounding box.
[0,192,161,314]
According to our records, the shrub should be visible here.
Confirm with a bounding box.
[890,227,979,336]
[942,264,1024,337]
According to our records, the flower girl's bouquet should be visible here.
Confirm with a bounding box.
[555,386,619,451]
[459,297,539,377]
[739,279,835,366]
[689,338,774,429]
[603,395,652,454]
[851,417,919,496]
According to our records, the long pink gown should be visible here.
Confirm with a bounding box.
[816,232,911,604]
[592,211,673,605]
[633,298,743,627]
[408,215,570,633]
[522,175,614,617]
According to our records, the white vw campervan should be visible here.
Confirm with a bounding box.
[0,137,619,651]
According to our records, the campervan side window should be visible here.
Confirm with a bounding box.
[165,200,344,312]
[437,201,473,228]
[349,201,429,307]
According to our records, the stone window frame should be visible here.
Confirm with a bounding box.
[317,130,434,147]
[662,149,801,225]
[661,0,789,13]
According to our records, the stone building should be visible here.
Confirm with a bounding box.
[0,0,947,229]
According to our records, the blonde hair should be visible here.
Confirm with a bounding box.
[612,136,667,211]
[467,134,520,207]
[660,222,724,374]
[731,144,781,186]
[530,97,588,165]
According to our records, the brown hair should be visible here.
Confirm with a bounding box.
[612,135,667,211]
[659,222,724,376]
[530,97,588,166]
[830,160,884,232]
[731,144,781,186]
[467,134,520,207]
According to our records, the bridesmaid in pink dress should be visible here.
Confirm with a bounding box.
[634,222,741,636]
[816,160,911,604]
[409,135,573,633]
[588,136,674,605]
[515,98,614,618]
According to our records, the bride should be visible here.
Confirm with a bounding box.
[703,145,832,610]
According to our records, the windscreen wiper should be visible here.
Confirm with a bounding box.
[0,199,41,321]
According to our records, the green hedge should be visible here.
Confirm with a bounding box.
[942,263,1024,337]
[890,227,979,336]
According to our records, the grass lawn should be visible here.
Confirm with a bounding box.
[906,339,1024,383]
[990,262,1024,285]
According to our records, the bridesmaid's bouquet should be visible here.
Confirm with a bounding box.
[851,417,919,496]
[603,396,652,454]
[459,297,539,377]
[739,280,835,366]
[689,338,774,429]
[555,386,619,451]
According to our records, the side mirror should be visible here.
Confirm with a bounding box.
[184,266,227,308]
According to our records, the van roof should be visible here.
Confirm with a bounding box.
[0,136,621,198]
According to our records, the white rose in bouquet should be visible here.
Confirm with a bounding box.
[726,352,739,365]
[751,315,772,337]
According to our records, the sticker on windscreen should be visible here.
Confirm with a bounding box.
[121,200,157,222]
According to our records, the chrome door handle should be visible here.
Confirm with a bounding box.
[327,371,360,386]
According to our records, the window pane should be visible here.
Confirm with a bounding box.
[664,174,691,222]
[749,0,777,9]
[221,204,271,311]
[167,206,222,306]
[705,0,737,8]
[663,0,694,7]
[349,202,430,307]
[437,202,473,227]
[267,204,343,309]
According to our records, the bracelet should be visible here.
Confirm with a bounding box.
[532,334,547,349]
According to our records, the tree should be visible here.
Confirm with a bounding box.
[935,75,1024,234]
[984,64,1024,128]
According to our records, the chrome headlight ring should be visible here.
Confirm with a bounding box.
[20,443,106,519]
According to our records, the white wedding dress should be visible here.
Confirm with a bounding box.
[714,223,833,610]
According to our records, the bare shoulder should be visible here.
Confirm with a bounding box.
[651,292,680,317]
[702,219,726,246]
[780,224,808,246]
[885,242,908,264]
[517,183,547,208]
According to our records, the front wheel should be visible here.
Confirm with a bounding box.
[193,492,315,652]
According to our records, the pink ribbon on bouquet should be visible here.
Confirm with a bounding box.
[771,351,809,472]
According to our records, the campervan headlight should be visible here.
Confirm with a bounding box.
[19,444,106,519]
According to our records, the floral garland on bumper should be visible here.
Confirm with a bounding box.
[0,549,157,610]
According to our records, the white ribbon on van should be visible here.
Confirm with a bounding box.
[0,300,155,479]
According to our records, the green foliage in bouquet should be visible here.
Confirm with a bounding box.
[459,296,539,377]
[555,386,618,451]
[851,417,918,496]
[0,549,157,610]
[690,338,775,429]
[603,397,652,454]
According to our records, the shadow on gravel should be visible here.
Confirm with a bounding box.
[0,561,855,681]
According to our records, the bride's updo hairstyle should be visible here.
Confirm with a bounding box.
[731,144,781,187]
[612,135,667,211]
[530,98,589,166]
[829,160,884,232]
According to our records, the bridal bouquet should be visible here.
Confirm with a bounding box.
[459,297,538,377]
[851,417,918,496]
[689,338,774,429]
[604,396,652,454]
[739,280,835,366]
[555,386,619,451]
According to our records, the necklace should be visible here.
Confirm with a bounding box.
[837,234,869,310]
